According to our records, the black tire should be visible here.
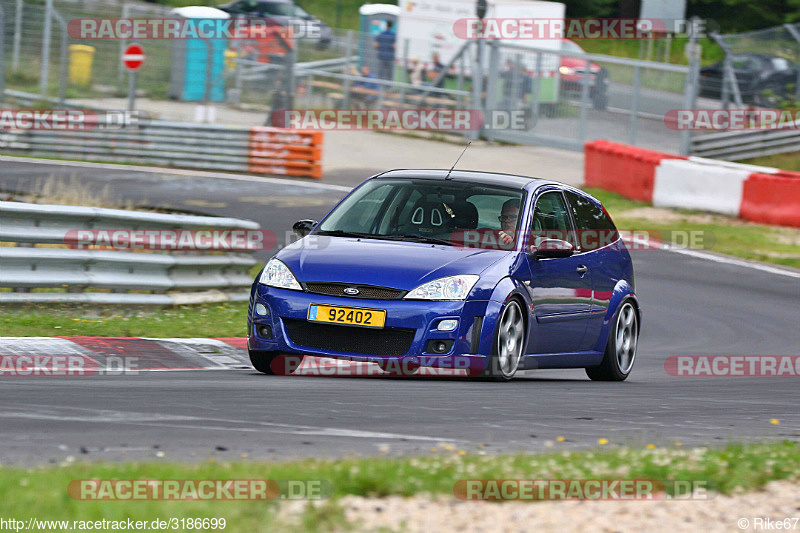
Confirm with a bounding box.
[753,81,787,108]
[249,350,304,375]
[472,299,525,382]
[586,300,639,382]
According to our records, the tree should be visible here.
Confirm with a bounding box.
[688,0,795,32]
[563,0,620,18]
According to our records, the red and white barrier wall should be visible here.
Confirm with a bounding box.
[585,140,800,228]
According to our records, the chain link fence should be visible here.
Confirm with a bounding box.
[1,1,710,154]
[709,23,800,108]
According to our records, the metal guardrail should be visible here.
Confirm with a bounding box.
[0,201,261,305]
[691,123,800,161]
[0,120,323,179]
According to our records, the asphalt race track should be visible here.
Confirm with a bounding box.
[1,160,799,465]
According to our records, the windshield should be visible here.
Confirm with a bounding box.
[561,40,584,54]
[772,57,792,71]
[316,179,525,247]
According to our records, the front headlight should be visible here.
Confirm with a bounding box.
[559,66,575,75]
[259,258,302,291]
[404,275,479,301]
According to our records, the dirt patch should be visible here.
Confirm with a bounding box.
[619,207,720,225]
[276,480,800,532]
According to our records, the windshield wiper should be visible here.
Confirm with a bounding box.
[392,234,453,246]
[316,230,452,246]
[314,230,375,238]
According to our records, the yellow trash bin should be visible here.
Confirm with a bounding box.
[224,49,238,71]
[68,44,96,86]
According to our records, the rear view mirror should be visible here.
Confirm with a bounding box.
[528,238,574,260]
[292,219,318,238]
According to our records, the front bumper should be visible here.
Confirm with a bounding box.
[248,283,495,369]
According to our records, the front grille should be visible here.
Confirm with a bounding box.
[304,282,405,300]
[283,319,415,356]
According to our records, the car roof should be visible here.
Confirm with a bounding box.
[372,169,560,190]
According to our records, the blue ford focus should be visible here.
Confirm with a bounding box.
[248,170,640,381]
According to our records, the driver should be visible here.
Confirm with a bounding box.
[498,199,519,246]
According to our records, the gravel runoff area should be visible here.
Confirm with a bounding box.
[275,481,800,532]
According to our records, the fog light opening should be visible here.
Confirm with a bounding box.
[426,339,454,354]
[257,325,273,339]
[437,319,458,331]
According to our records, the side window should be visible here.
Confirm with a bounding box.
[532,192,570,230]
[565,191,619,251]
[531,191,574,245]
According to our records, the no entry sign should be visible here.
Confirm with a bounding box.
[122,43,144,71]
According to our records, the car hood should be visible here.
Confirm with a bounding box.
[277,236,509,291]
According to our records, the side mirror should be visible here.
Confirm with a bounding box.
[528,238,574,260]
[292,219,318,238]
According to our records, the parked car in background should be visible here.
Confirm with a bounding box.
[218,0,332,48]
[560,39,609,110]
[699,53,795,105]
[751,65,800,107]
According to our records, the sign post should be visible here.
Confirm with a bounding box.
[122,43,145,111]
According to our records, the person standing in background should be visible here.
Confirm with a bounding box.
[373,20,396,81]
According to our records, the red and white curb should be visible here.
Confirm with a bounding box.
[0,337,466,376]
[585,140,800,228]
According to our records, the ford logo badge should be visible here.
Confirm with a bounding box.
[343,287,360,295]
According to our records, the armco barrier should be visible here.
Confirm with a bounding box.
[584,141,800,228]
[0,122,323,180]
[0,200,262,305]
[584,140,687,202]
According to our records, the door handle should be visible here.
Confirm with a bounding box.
[576,265,589,275]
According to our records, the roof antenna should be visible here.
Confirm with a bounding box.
[445,141,470,180]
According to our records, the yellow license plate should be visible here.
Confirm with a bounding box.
[308,304,386,328]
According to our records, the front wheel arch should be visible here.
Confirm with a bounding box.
[473,291,529,381]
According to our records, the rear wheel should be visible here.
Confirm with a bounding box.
[586,300,638,381]
[249,350,304,375]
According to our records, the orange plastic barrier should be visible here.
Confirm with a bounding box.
[740,173,800,228]
[247,127,323,179]
[584,140,687,202]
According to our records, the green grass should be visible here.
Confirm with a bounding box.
[586,188,800,270]
[741,152,800,173]
[0,442,798,529]
[578,37,724,67]
[0,302,251,337]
